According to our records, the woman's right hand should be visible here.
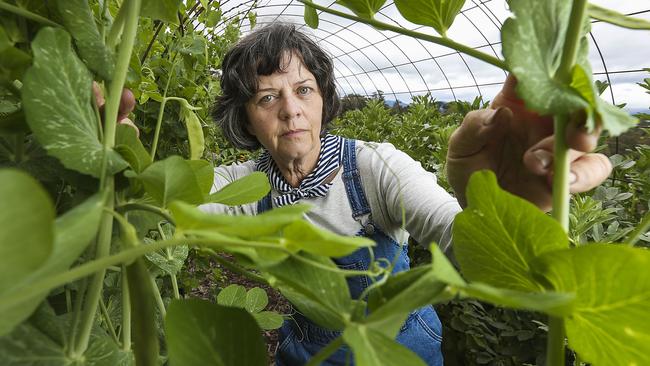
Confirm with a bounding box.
[92,81,139,136]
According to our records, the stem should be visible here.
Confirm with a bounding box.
[107,2,128,50]
[625,210,650,246]
[0,1,61,27]
[547,316,566,366]
[207,250,268,285]
[0,238,282,311]
[13,133,24,163]
[291,253,379,277]
[68,278,88,351]
[149,70,174,158]
[150,275,167,317]
[99,297,120,345]
[297,0,507,70]
[98,0,110,38]
[73,189,114,355]
[121,266,132,351]
[104,0,141,152]
[117,202,175,224]
[547,1,588,365]
[65,288,72,313]
[551,114,571,230]
[75,0,142,355]
[170,273,180,299]
[158,224,181,299]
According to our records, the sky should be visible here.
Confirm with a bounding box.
[216,0,650,112]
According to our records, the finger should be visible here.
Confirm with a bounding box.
[523,135,585,175]
[92,81,105,108]
[118,118,140,138]
[490,74,520,108]
[447,107,512,158]
[566,116,601,152]
[117,88,136,121]
[568,153,612,193]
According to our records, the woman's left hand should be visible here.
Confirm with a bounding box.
[445,75,612,211]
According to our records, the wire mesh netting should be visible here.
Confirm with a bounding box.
[199,0,650,114]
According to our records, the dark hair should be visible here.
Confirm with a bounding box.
[212,23,340,150]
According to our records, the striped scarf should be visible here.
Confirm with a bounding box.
[256,134,345,207]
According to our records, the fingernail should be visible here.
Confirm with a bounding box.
[569,171,577,184]
[533,149,553,169]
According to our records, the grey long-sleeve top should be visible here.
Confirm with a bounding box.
[200,140,462,253]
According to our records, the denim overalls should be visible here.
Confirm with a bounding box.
[258,139,443,366]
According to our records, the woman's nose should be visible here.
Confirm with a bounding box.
[279,94,301,120]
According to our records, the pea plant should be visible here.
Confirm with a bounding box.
[0,2,649,366]
[302,0,650,364]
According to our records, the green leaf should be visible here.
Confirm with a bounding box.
[253,311,284,330]
[266,253,351,330]
[56,0,114,80]
[534,244,650,366]
[166,299,268,366]
[429,243,465,287]
[205,8,222,28]
[171,201,310,239]
[115,124,152,174]
[51,193,104,268]
[501,0,590,116]
[343,323,427,366]
[179,103,205,160]
[144,244,188,277]
[22,27,127,178]
[460,282,574,317]
[206,172,271,206]
[131,156,207,207]
[303,1,319,29]
[369,267,442,317]
[336,0,387,19]
[0,193,104,336]
[393,0,465,37]
[0,304,131,366]
[141,0,183,24]
[187,159,214,197]
[245,287,268,313]
[217,284,247,307]
[0,169,53,293]
[0,26,31,80]
[452,170,568,292]
[284,220,375,257]
[365,264,451,338]
[589,4,650,30]
[570,64,637,135]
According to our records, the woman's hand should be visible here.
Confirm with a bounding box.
[92,81,139,136]
[446,75,612,211]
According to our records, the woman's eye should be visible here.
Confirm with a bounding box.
[298,86,312,95]
[259,95,274,104]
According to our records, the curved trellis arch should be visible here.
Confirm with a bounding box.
[200,0,650,111]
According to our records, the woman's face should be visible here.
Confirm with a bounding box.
[245,52,323,165]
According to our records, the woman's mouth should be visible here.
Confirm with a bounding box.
[282,130,306,137]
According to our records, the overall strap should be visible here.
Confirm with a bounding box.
[256,192,272,214]
[342,138,372,220]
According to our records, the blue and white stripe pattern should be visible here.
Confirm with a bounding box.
[256,134,345,207]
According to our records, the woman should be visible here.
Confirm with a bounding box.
[207,23,458,365]
[201,23,610,365]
